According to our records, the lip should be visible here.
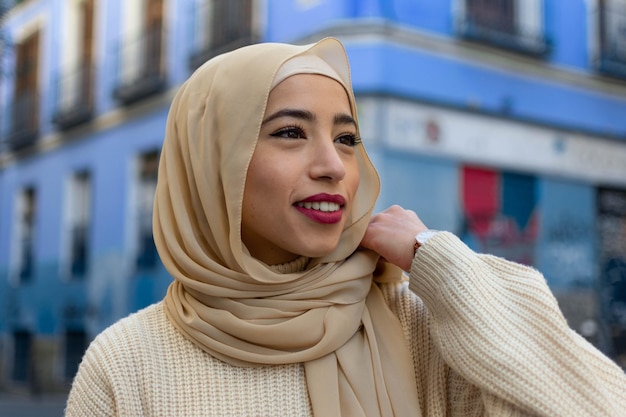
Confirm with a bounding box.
[294,193,345,224]
[298,193,346,205]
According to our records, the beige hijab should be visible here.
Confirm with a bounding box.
[156,38,420,416]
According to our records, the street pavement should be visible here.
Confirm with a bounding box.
[0,393,67,417]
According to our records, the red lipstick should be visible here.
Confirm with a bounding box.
[294,194,345,224]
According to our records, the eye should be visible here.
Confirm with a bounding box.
[335,133,362,147]
[270,126,306,139]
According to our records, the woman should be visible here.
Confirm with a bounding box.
[66,38,626,416]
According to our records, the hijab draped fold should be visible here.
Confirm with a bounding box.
[156,38,421,416]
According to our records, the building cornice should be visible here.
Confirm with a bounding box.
[296,19,626,100]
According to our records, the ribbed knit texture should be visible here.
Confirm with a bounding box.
[65,233,626,416]
[66,301,312,416]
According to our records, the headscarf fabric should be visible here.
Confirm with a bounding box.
[155,38,420,416]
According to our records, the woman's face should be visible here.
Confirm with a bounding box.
[242,73,361,265]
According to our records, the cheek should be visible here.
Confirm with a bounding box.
[243,158,266,219]
[243,153,287,214]
[248,156,283,194]
[346,158,361,197]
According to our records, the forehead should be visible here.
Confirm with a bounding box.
[265,73,352,112]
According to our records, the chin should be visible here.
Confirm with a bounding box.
[301,241,340,259]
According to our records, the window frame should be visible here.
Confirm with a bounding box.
[129,149,160,272]
[454,0,550,57]
[52,0,96,129]
[188,0,260,69]
[7,26,42,151]
[113,0,166,104]
[591,0,626,78]
[11,186,37,285]
[60,170,93,281]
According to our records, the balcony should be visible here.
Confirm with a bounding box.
[52,63,94,130]
[456,0,550,57]
[3,90,39,152]
[113,24,166,105]
[596,5,626,79]
[188,0,255,69]
[189,35,255,71]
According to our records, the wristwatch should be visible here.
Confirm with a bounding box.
[414,230,439,254]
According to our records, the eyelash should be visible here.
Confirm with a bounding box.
[270,125,362,147]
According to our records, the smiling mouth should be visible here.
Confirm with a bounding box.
[295,201,341,212]
[294,200,344,224]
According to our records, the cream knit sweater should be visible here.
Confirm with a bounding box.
[65,233,626,416]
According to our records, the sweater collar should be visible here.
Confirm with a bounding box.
[269,256,310,274]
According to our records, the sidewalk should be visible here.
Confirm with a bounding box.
[0,393,67,417]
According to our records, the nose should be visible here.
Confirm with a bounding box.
[309,139,346,182]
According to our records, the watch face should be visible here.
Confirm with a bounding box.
[416,230,438,246]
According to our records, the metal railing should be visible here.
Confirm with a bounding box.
[596,4,626,78]
[113,23,166,105]
[3,89,39,152]
[188,0,255,69]
[52,62,94,130]
[456,0,551,57]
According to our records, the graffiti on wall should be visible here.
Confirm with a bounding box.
[460,166,538,265]
[598,187,626,364]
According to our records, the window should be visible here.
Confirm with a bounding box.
[52,0,96,129]
[14,187,37,284]
[467,0,515,34]
[135,150,159,270]
[594,0,626,78]
[455,0,550,56]
[64,329,87,380]
[597,187,626,364]
[189,0,255,69]
[11,329,32,383]
[8,30,40,151]
[65,171,92,280]
[113,0,166,104]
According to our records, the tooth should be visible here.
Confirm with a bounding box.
[297,201,341,211]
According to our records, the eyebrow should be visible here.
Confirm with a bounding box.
[333,113,357,127]
[262,108,357,128]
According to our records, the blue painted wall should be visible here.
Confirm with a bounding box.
[346,42,626,137]
[546,0,590,69]
[536,179,596,289]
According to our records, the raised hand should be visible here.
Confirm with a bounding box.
[361,205,428,271]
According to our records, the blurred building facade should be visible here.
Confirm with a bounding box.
[0,0,625,393]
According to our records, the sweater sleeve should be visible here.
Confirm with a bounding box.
[408,231,626,417]
[64,334,117,417]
